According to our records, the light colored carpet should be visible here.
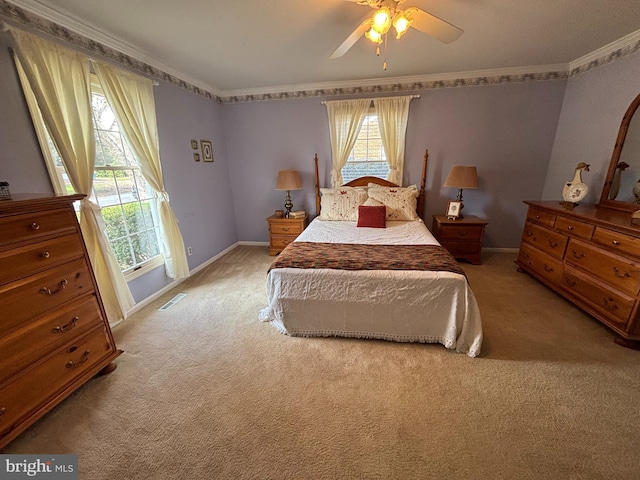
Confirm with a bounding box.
[3,247,640,479]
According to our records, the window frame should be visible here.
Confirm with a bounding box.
[341,110,390,183]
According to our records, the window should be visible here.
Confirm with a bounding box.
[341,113,390,183]
[48,82,162,277]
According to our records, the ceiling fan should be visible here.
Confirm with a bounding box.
[330,0,463,61]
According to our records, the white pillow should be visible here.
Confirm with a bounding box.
[319,187,368,221]
[367,184,419,221]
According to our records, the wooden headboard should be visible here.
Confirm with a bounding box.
[313,150,429,220]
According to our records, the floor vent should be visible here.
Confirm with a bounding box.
[159,293,187,311]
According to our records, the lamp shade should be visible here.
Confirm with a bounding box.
[443,166,479,189]
[275,170,302,191]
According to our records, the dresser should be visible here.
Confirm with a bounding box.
[266,214,308,255]
[0,194,122,448]
[516,201,640,347]
[431,215,488,265]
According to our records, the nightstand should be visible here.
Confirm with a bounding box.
[432,215,488,265]
[266,214,308,255]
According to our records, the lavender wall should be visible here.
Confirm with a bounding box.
[542,51,640,202]
[224,80,567,248]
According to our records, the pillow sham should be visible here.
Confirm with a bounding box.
[357,205,386,228]
[319,187,368,221]
[367,183,419,221]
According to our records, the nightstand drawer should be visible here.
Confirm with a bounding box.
[439,224,483,241]
[270,223,305,236]
[270,236,295,250]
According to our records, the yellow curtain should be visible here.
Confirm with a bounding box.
[94,62,189,279]
[12,29,135,323]
[374,96,413,185]
[325,98,370,187]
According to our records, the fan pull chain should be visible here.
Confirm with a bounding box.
[383,32,388,70]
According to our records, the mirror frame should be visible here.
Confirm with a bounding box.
[599,92,640,212]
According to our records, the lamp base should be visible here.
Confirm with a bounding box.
[284,190,293,218]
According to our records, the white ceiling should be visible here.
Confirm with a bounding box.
[7,0,640,96]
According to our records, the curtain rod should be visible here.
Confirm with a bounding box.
[321,94,420,105]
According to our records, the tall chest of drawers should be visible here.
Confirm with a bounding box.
[0,194,122,448]
[516,201,640,347]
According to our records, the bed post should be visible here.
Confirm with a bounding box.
[418,150,428,220]
[314,153,320,217]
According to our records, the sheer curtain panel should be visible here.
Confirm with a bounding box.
[94,62,189,279]
[325,98,371,187]
[374,96,413,185]
[11,29,135,323]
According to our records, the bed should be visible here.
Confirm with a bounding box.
[259,151,483,357]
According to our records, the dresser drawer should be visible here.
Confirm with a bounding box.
[554,216,594,240]
[566,239,640,296]
[561,266,634,328]
[526,207,556,228]
[0,258,95,335]
[521,221,568,260]
[593,227,640,259]
[438,224,484,242]
[0,209,77,247]
[269,222,305,236]
[0,326,114,438]
[517,243,564,285]
[0,296,104,384]
[0,234,85,286]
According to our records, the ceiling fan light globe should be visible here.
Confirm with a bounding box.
[372,7,391,34]
[365,28,383,44]
[393,13,412,38]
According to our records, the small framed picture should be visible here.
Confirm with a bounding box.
[201,140,213,162]
[191,140,198,150]
[193,153,200,162]
[446,201,462,219]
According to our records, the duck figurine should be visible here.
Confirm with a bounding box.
[562,162,590,204]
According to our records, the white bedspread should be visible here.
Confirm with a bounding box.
[259,219,483,357]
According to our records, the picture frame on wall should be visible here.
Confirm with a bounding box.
[446,201,462,220]
[193,153,200,162]
[191,139,198,149]
[201,140,213,162]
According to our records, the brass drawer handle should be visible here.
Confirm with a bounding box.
[521,252,530,259]
[40,251,50,259]
[612,240,620,246]
[282,227,290,232]
[548,240,558,248]
[40,279,68,295]
[0,406,6,417]
[565,278,577,287]
[457,230,468,237]
[53,316,78,334]
[571,250,585,259]
[535,215,541,219]
[30,222,40,230]
[613,267,631,279]
[603,298,619,311]
[66,350,90,369]
[543,264,553,273]
[526,231,534,237]
[567,226,573,231]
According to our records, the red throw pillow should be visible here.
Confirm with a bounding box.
[357,205,386,228]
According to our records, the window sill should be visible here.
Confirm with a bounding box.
[124,255,165,282]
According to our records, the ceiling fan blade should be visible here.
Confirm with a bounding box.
[410,8,463,44]
[330,19,372,59]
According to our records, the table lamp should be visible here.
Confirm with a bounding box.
[275,169,302,217]
[443,165,478,218]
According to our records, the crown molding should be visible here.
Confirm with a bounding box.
[569,29,640,75]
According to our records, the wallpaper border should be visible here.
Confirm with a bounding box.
[1,0,639,104]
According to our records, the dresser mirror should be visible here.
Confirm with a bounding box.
[599,92,640,211]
